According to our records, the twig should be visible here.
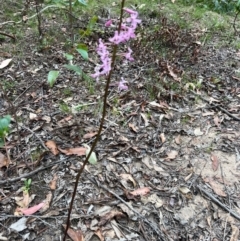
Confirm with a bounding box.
[0,31,16,41]
[0,159,67,185]
[197,185,240,221]
[233,10,240,35]
[21,125,48,151]
[0,5,60,26]
[190,90,240,121]
[88,177,167,241]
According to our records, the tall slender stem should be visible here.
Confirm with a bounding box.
[63,1,126,240]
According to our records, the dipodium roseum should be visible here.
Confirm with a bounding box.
[91,8,141,90]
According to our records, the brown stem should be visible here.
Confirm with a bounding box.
[69,0,74,46]
[35,0,43,42]
[63,0,126,240]
[0,31,16,41]
[233,10,240,35]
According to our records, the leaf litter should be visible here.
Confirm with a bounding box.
[1,2,240,241]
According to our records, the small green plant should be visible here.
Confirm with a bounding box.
[63,88,72,97]
[181,0,240,13]
[22,179,32,193]
[47,70,59,88]
[59,102,71,113]
[0,115,11,147]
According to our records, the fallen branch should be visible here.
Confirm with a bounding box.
[0,158,67,185]
[197,185,240,221]
[190,90,240,121]
[0,31,16,41]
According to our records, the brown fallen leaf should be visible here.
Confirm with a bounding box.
[160,133,166,143]
[49,174,58,190]
[15,191,32,209]
[130,187,150,196]
[45,140,59,155]
[99,210,125,226]
[58,147,86,156]
[211,154,219,171]
[62,225,84,241]
[175,135,181,145]
[83,132,98,139]
[202,111,215,116]
[119,173,136,187]
[167,63,181,82]
[140,113,149,127]
[204,177,226,197]
[166,150,178,160]
[95,230,104,241]
[230,224,239,241]
[40,192,52,212]
[0,152,10,168]
[58,115,73,125]
[128,123,138,133]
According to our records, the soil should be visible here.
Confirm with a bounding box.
[0,2,240,241]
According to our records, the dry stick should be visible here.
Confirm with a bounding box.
[21,125,48,151]
[62,1,126,240]
[68,0,74,46]
[88,178,166,241]
[197,185,240,221]
[190,90,240,121]
[0,31,16,41]
[0,5,58,26]
[233,10,240,35]
[0,158,67,185]
[35,0,43,41]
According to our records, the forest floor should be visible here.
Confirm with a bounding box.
[0,1,240,241]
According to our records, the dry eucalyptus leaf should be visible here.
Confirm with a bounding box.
[128,123,138,133]
[179,186,191,194]
[211,154,219,171]
[160,133,166,143]
[83,132,98,139]
[130,187,150,196]
[45,140,59,155]
[0,152,10,168]
[194,127,204,136]
[120,173,136,187]
[175,135,181,144]
[0,58,12,69]
[166,150,178,160]
[58,147,86,156]
[140,113,149,127]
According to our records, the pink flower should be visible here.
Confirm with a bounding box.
[124,8,138,15]
[91,39,111,81]
[118,78,128,91]
[105,19,112,27]
[125,47,134,61]
[91,8,141,85]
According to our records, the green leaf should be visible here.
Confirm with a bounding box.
[77,0,87,6]
[64,64,82,75]
[88,15,98,29]
[47,70,59,88]
[64,53,74,61]
[83,144,97,165]
[0,115,11,138]
[76,43,88,60]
